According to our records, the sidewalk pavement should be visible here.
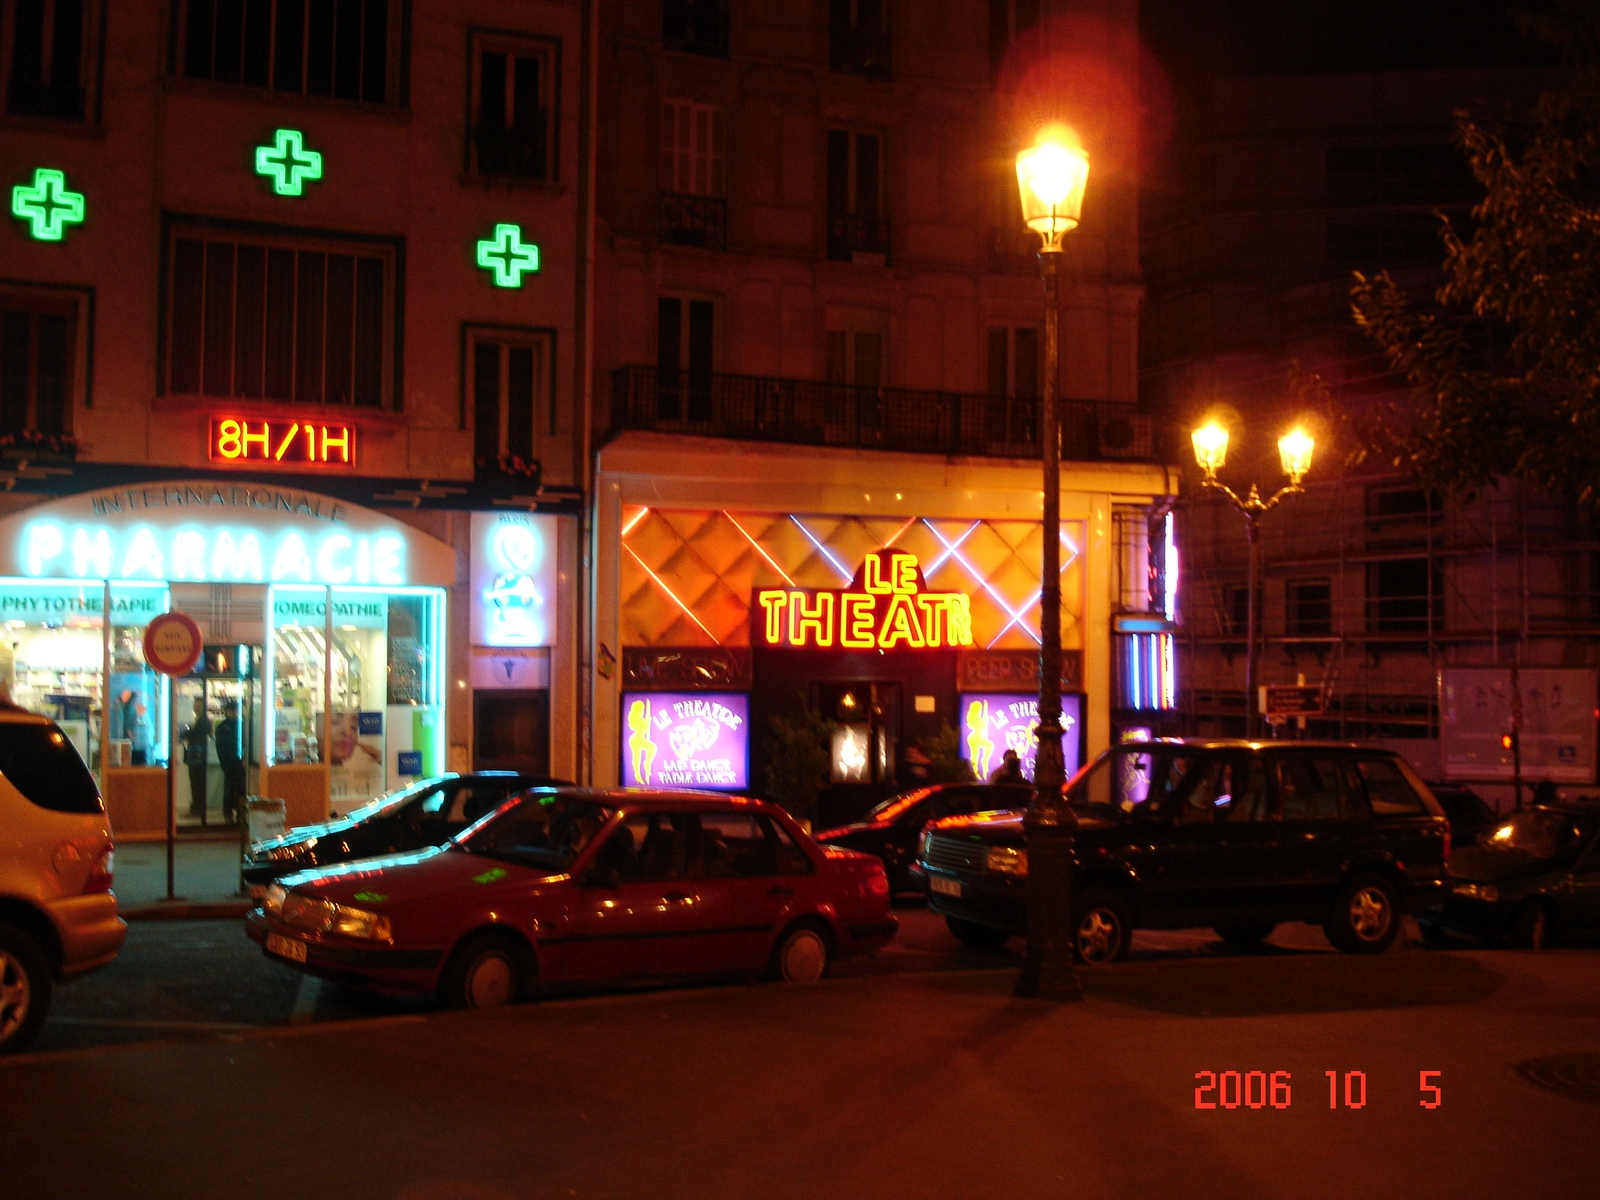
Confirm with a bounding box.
[112,836,252,920]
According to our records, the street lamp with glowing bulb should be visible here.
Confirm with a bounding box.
[1190,419,1316,736]
[1014,128,1090,1003]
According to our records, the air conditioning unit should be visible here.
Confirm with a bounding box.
[1096,410,1153,459]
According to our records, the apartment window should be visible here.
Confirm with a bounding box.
[826,332,883,389]
[660,99,725,198]
[1223,584,1250,636]
[827,129,888,264]
[469,32,555,181]
[656,295,715,422]
[468,329,551,469]
[984,325,1038,447]
[171,0,402,105]
[987,0,1038,85]
[1370,558,1443,634]
[165,229,394,407]
[1288,579,1333,636]
[830,0,891,80]
[0,299,75,436]
[659,98,727,250]
[662,0,728,58]
[3,0,98,119]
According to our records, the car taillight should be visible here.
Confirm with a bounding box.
[85,844,114,894]
[1441,825,1451,867]
[867,865,890,898]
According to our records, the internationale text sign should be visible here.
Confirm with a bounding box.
[754,550,973,651]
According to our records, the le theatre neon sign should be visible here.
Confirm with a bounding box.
[756,550,974,650]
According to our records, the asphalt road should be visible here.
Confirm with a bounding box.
[5,910,1597,1199]
[27,905,1356,1053]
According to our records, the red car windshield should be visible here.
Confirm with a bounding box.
[456,793,614,871]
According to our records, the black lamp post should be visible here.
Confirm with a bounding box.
[1190,422,1315,737]
[1014,129,1089,1001]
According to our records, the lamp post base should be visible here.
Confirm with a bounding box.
[1015,819,1082,1001]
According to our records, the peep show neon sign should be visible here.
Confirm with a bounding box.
[755,550,973,650]
[19,521,406,587]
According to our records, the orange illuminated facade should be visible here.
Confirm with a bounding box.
[754,550,974,650]
[209,417,356,468]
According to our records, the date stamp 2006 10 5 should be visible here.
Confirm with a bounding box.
[1194,1070,1444,1110]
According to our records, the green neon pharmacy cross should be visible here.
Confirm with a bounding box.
[476,223,540,287]
[255,128,323,196]
[11,168,85,241]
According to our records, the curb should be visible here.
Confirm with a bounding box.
[121,900,252,922]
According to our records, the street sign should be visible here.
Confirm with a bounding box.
[142,611,203,677]
[1261,684,1323,717]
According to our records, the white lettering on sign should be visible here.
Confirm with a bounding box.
[21,520,407,587]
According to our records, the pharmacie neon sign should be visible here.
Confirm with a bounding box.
[210,417,355,466]
[755,550,974,650]
[19,520,406,587]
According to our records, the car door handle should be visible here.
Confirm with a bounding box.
[768,885,795,897]
[662,890,692,904]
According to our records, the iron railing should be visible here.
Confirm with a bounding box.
[827,214,890,264]
[660,193,727,250]
[611,366,1159,463]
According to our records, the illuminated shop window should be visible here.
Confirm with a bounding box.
[0,580,169,776]
[3,0,100,121]
[164,227,395,407]
[468,31,556,181]
[171,0,403,106]
[265,585,444,807]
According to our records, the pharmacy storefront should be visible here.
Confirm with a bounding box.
[0,481,454,832]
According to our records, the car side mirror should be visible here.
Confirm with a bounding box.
[580,868,619,889]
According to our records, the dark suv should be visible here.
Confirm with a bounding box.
[915,740,1449,963]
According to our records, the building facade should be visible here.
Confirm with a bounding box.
[586,0,1172,815]
[1,0,592,829]
[1143,67,1600,801]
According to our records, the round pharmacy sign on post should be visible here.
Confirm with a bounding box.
[142,611,203,677]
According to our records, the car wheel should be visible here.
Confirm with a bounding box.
[0,922,52,1055]
[1213,921,1276,945]
[1324,875,1400,955]
[769,922,832,984]
[945,916,1011,949]
[1073,893,1132,965]
[438,932,528,1010]
[1509,901,1551,950]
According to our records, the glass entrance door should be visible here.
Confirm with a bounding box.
[175,646,263,828]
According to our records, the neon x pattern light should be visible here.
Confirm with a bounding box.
[619,508,1083,650]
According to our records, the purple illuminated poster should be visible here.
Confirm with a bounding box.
[959,693,1083,782]
[621,692,749,790]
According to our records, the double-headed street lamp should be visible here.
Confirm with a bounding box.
[1191,421,1316,738]
[1014,128,1089,1001]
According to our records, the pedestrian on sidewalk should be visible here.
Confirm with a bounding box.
[989,749,1026,784]
[182,696,210,820]
[217,698,247,826]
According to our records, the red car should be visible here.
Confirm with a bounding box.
[245,789,896,1007]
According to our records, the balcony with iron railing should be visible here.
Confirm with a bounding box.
[827,214,890,265]
[610,366,1160,463]
[660,193,727,250]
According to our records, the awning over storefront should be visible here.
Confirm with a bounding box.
[0,480,455,588]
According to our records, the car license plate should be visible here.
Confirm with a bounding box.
[266,932,307,963]
[929,875,962,898]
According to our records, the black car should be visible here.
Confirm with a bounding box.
[1427,782,1498,848]
[915,740,1449,963]
[242,772,569,894]
[814,782,1034,892]
[1420,803,1600,948]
